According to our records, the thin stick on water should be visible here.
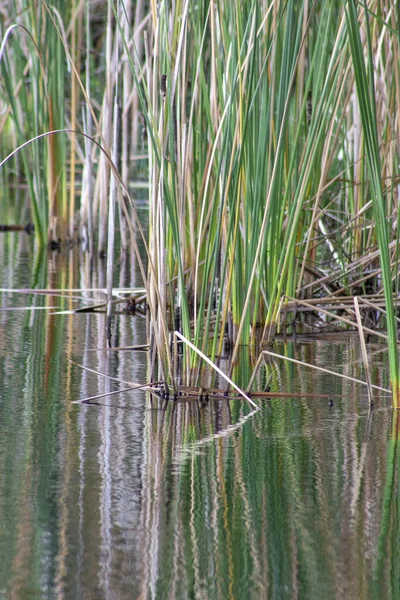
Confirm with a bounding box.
[262,350,390,394]
[67,357,163,390]
[354,297,373,405]
[72,386,146,404]
[174,331,259,410]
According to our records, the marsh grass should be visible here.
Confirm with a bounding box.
[1,0,400,404]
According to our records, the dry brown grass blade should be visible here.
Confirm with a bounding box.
[262,350,390,394]
[67,358,162,390]
[72,386,142,404]
[354,297,373,405]
[300,239,399,296]
[174,331,259,410]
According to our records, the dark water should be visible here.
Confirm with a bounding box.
[0,234,398,600]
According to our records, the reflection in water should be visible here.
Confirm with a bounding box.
[0,237,399,599]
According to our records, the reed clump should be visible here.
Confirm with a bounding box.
[1,1,400,405]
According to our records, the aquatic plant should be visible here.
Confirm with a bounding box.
[345,0,399,406]
[1,0,400,404]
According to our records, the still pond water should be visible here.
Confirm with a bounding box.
[0,234,399,600]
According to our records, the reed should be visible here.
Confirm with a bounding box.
[346,0,400,407]
[1,0,400,398]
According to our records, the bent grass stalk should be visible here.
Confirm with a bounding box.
[263,350,390,395]
[354,297,373,406]
[175,331,259,410]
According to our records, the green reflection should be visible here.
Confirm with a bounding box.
[0,240,399,599]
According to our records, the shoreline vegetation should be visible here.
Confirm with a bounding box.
[1,1,400,406]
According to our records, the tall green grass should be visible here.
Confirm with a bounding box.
[346,0,399,406]
[0,0,71,245]
[1,0,400,403]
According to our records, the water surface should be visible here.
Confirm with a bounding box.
[0,234,398,600]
